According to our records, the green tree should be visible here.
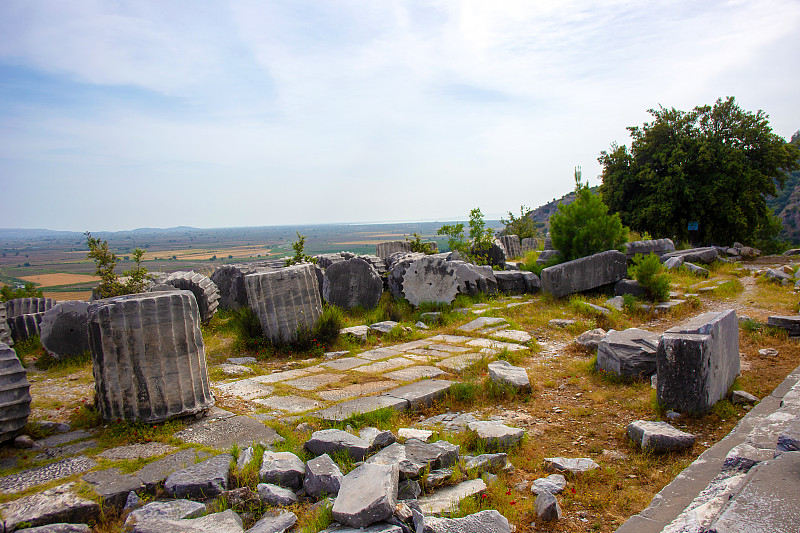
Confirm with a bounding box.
[437,208,495,264]
[599,97,800,244]
[284,232,316,266]
[85,232,150,298]
[1,282,43,302]
[405,233,436,254]
[437,222,468,256]
[550,167,628,261]
[500,205,538,240]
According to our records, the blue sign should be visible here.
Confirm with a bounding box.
[687,221,699,231]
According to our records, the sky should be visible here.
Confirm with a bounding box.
[1,0,799,232]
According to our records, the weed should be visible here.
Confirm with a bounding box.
[296,501,333,533]
[445,382,480,406]
[229,306,267,353]
[69,404,103,429]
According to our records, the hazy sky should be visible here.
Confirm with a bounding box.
[1,1,798,232]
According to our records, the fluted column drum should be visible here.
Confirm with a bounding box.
[245,263,323,343]
[0,343,31,442]
[87,290,214,423]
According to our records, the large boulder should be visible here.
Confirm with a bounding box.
[244,264,323,344]
[596,328,660,380]
[386,252,426,298]
[493,271,540,295]
[322,258,383,311]
[626,420,696,453]
[472,239,506,269]
[624,239,675,261]
[540,250,627,298]
[158,271,220,324]
[0,342,31,443]
[87,290,215,423]
[211,262,276,310]
[40,301,91,360]
[498,235,522,259]
[400,257,496,306]
[331,463,399,528]
[657,310,739,414]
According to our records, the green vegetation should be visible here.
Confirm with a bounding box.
[599,97,800,245]
[630,253,670,302]
[0,282,43,302]
[437,208,497,265]
[284,232,316,266]
[85,232,151,298]
[405,233,436,254]
[550,167,628,261]
[500,205,538,240]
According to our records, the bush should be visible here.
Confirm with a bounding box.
[500,205,538,240]
[0,282,42,302]
[550,168,628,261]
[85,232,151,298]
[406,233,436,254]
[285,232,316,266]
[630,253,670,302]
[437,207,495,264]
[230,306,266,352]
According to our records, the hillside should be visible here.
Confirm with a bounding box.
[768,168,800,244]
[525,186,599,232]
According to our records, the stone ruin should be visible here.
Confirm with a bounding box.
[245,263,323,343]
[498,234,521,259]
[376,241,411,261]
[87,290,215,423]
[399,255,498,306]
[209,259,284,310]
[624,238,675,261]
[157,270,220,324]
[0,342,30,443]
[541,250,627,298]
[4,297,57,343]
[322,257,383,311]
[39,300,91,360]
[0,301,11,346]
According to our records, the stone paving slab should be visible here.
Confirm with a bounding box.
[97,442,178,461]
[427,344,472,353]
[458,317,508,332]
[466,338,527,351]
[253,395,322,414]
[391,340,434,351]
[135,448,214,490]
[489,330,532,343]
[437,353,486,372]
[354,357,415,373]
[174,415,283,450]
[37,430,95,448]
[383,366,446,381]
[418,478,487,515]
[312,396,409,422]
[250,367,322,384]
[357,347,403,361]
[405,348,453,359]
[33,440,97,462]
[215,379,275,400]
[428,334,474,344]
[283,373,344,391]
[321,357,370,370]
[382,380,453,409]
[0,456,97,494]
[317,381,398,402]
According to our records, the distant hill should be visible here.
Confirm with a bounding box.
[768,168,800,244]
[525,186,599,232]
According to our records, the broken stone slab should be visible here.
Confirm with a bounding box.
[402,258,497,306]
[663,256,684,270]
[418,478,487,516]
[487,360,531,392]
[776,416,800,453]
[660,247,719,265]
[596,328,660,380]
[217,364,255,376]
[541,250,627,298]
[323,258,383,311]
[0,482,100,532]
[39,301,90,360]
[245,264,323,344]
[87,290,215,423]
[683,262,710,278]
[257,483,299,506]
[767,316,800,336]
[381,380,453,409]
[722,442,774,474]
[304,429,370,461]
[253,395,321,414]
[369,321,399,334]
[536,491,562,522]
[614,279,646,298]
[332,463,398,528]
[127,508,244,533]
[124,499,207,528]
[81,467,145,508]
[604,295,625,311]
[731,390,759,404]
[163,453,232,499]
[175,415,283,450]
[657,309,739,414]
[422,509,510,532]
[490,329,532,343]
[246,510,297,533]
[340,325,369,342]
[626,420,696,453]
[467,421,524,451]
[398,428,433,442]
[0,342,31,443]
[493,271,540,295]
[531,473,567,495]
[365,440,459,479]
[303,453,343,499]
[458,316,507,332]
[383,365,445,381]
[312,396,408,422]
[19,524,93,532]
[544,457,600,474]
[259,451,305,490]
[0,456,96,494]
[624,239,675,261]
[463,453,507,474]
[215,379,274,400]
[575,328,606,351]
[133,448,213,491]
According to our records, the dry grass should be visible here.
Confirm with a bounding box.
[20,273,100,286]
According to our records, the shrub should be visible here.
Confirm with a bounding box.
[406,233,436,254]
[630,253,671,302]
[0,282,43,302]
[85,232,151,298]
[284,232,316,266]
[230,306,266,352]
[550,167,628,261]
[500,205,539,240]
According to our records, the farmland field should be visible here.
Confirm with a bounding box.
[0,221,502,301]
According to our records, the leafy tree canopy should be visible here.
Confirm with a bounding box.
[501,205,539,240]
[550,167,628,261]
[599,97,800,245]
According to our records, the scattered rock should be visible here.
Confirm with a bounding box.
[575,328,606,351]
[535,491,561,522]
[163,453,232,499]
[259,451,305,490]
[549,319,575,328]
[422,509,511,532]
[626,420,696,453]
[531,474,566,495]
[596,328,659,380]
[731,390,759,404]
[0,482,100,532]
[487,360,531,392]
[398,428,433,442]
[369,321,399,334]
[305,429,370,461]
[543,457,600,474]
[467,421,524,451]
[331,463,399,528]
[418,478,487,516]
[257,483,299,507]
[247,510,298,533]
[303,453,344,499]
